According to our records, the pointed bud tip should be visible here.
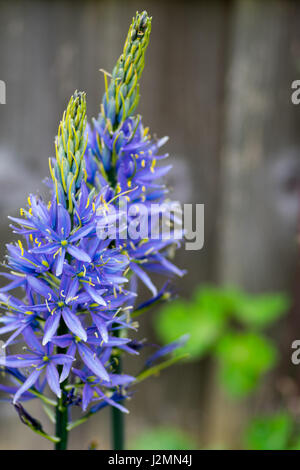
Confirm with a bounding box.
[131,11,151,41]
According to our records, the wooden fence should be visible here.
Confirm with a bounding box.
[0,0,300,449]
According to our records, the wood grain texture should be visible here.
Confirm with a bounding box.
[0,0,299,449]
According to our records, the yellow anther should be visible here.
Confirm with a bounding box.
[53,247,62,258]
[45,298,51,313]
[150,158,156,173]
[18,240,24,256]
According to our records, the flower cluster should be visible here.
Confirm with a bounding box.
[0,11,185,445]
[85,11,185,297]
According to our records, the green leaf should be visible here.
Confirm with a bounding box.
[244,413,292,450]
[288,436,300,450]
[193,285,243,316]
[233,293,289,328]
[130,427,196,450]
[215,332,277,397]
[155,298,227,360]
[155,285,288,369]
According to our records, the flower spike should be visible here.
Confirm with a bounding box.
[50,91,88,213]
[101,10,152,131]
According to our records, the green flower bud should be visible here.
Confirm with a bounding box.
[102,11,152,131]
[49,91,88,213]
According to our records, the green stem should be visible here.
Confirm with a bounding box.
[55,394,68,450]
[55,321,69,450]
[111,353,124,450]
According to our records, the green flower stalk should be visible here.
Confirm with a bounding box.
[101,11,152,132]
[49,91,88,213]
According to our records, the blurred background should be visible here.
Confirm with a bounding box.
[1,0,300,450]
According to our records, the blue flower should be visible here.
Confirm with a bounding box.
[86,117,171,202]
[72,367,134,412]
[0,294,40,347]
[0,367,46,402]
[25,274,88,344]
[0,342,74,403]
[30,204,93,276]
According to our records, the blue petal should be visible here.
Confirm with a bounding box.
[59,343,76,383]
[95,388,129,413]
[65,277,79,305]
[66,245,91,263]
[22,326,44,353]
[43,312,61,345]
[0,355,40,368]
[78,342,109,381]
[51,334,73,348]
[13,369,42,404]
[57,204,71,239]
[4,324,27,348]
[46,362,61,398]
[62,308,87,341]
[130,262,157,296]
[55,249,66,277]
[68,223,94,243]
[27,276,54,298]
[51,354,75,365]
[82,383,94,411]
[85,285,107,306]
[91,313,109,342]
[103,374,135,387]
[31,243,59,255]
[145,334,189,368]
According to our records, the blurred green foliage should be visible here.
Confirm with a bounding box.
[244,412,300,450]
[216,332,277,396]
[130,412,300,450]
[130,427,196,450]
[155,285,289,397]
